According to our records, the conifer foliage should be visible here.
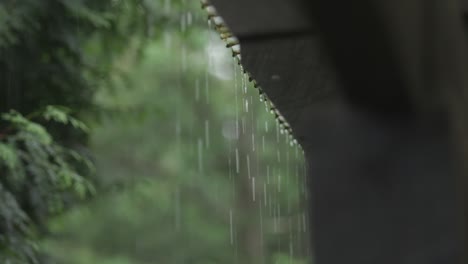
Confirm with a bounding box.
[0,0,152,262]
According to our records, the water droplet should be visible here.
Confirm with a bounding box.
[266,165,270,184]
[187,12,193,26]
[273,205,278,232]
[235,148,240,174]
[230,209,234,244]
[180,14,186,32]
[198,138,203,173]
[276,122,280,142]
[164,0,171,14]
[213,16,224,26]
[232,45,241,55]
[251,134,255,152]
[205,71,210,103]
[206,6,217,17]
[205,120,210,149]
[226,37,239,48]
[242,117,246,135]
[195,79,200,101]
[278,173,282,192]
[271,74,281,80]
[262,135,266,152]
[252,177,256,201]
[246,154,251,178]
[174,187,181,231]
[164,31,172,50]
[242,73,248,94]
[181,45,187,71]
[228,155,232,180]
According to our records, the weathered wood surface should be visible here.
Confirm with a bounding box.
[209,0,468,263]
[208,0,313,37]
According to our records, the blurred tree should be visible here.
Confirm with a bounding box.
[42,2,311,262]
[0,0,160,262]
[0,0,311,263]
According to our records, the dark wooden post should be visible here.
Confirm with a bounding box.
[207,0,468,262]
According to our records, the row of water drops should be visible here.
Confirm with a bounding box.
[167,0,311,263]
[202,0,300,148]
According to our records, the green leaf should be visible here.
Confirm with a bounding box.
[0,143,18,169]
[42,105,89,132]
[43,105,69,124]
[69,118,89,132]
[2,110,53,144]
[24,123,52,144]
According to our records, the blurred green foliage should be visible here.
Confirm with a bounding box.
[0,0,152,262]
[0,107,94,263]
[44,4,311,262]
[0,0,311,263]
